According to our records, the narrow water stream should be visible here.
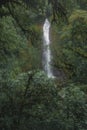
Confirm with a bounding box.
[42,19,54,78]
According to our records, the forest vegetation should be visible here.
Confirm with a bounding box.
[0,0,87,130]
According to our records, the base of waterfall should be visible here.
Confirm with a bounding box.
[47,71,55,79]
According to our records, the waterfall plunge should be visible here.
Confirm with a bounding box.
[42,19,54,78]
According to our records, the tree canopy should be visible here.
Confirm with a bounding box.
[0,0,87,130]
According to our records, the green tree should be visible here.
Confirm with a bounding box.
[53,9,87,83]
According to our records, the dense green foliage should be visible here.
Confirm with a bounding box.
[0,0,87,130]
[53,9,87,83]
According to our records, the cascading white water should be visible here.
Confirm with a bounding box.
[42,18,54,78]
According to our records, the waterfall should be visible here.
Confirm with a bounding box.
[42,19,54,78]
